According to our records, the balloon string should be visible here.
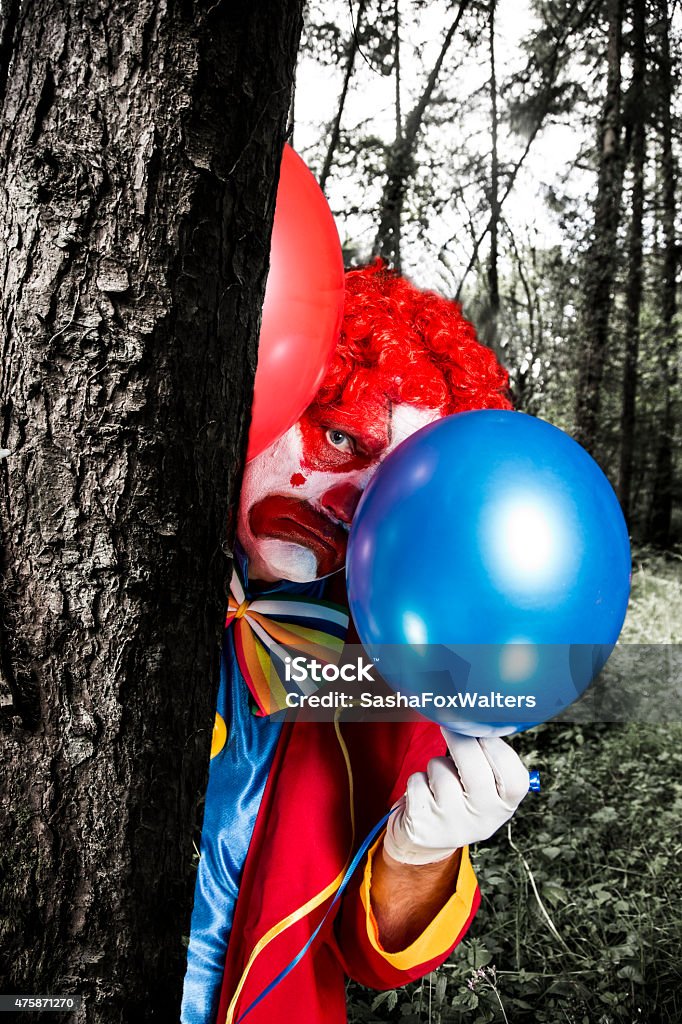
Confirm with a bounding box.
[235,809,394,1023]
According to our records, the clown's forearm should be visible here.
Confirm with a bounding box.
[367,733,529,953]
[369,842,462,952]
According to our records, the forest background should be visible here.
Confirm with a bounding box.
[292,1,682,1021]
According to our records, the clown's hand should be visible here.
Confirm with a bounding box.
[383,729,530,866]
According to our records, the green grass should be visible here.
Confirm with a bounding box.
[620,548,682,644]
[347,550,682,1024]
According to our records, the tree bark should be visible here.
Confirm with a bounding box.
[617,0,646,524]
[647,0,677,547]
[0,2,302,1021]
[574,0,624,455]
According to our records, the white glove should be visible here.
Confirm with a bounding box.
[383,728,530,865]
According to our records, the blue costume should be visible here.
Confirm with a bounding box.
[181,549,325,1024]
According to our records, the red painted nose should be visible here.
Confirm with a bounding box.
[320,483,362,525]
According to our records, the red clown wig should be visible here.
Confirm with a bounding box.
[314,260,512,414]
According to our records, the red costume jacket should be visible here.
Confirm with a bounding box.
[215,716,480,1024]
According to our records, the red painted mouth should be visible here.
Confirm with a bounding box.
[249,495,348,577]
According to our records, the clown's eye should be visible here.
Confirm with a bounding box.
[325,428,354,454]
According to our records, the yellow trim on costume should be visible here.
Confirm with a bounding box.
[211,713,227,759]
[224,714,355,1024]
[359,837,478,971]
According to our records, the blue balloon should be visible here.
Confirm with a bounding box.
[346,411,631,736]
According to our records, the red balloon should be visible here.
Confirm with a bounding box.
[246,145,345,460]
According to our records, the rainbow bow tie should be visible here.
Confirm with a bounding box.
[226,566,350,716]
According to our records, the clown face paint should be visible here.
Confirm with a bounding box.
[238,398,442,582]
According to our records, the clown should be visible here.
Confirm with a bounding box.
[182,262,530,1024]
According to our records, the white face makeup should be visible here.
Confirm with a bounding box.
[237,401,442,583]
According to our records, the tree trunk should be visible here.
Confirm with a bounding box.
[372,0,469,270]
[484,0,500,352]
[574,0,624,455]
[394,0,403,161]
[647,0,677,547]
[388,0,403,271]
[454,0,592,301]
[0,3,302,1022]
[617,0,646,524]
[319,0,368,193]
